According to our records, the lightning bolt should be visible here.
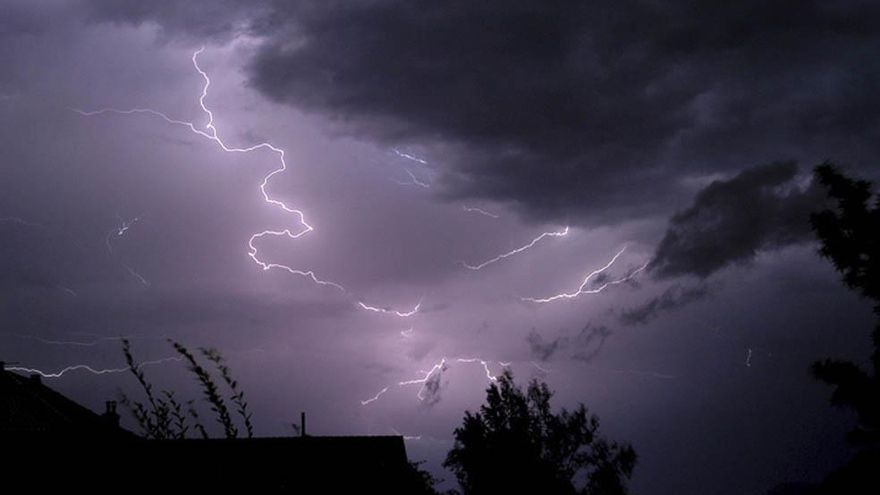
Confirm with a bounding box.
[105,216,150,286]
[391,168,430,188]
[8,356,182,379]
[530,361,551,373]
[361,356,504,405]
[400,327,414,338]
[7,333,161,347]
[392,148,428,165]
[358,300,421,318]
[462,206,500,219]
[455,358,499,381]
[459,227,569,270]
[745,348,753,367]
[74,48,346,293]
[522,246,647,303]
[360,386,390,406]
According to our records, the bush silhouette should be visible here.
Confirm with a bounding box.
[120,339,253,439]
[444,370,636,495]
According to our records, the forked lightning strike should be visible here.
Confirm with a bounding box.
[75,48,345,292]
[522,246,647,303]
[106,216,149,286]
[361,356,504,405]
[460,226,569,270]
[75,48,422,314]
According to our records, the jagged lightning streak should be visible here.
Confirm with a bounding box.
[361,356,504,405]
[8,356,182,379]
[105,215,138,254]
[105,216,150,286]
[459,227,569,270]
[400,327,414,338]
[522,246,648,303]
[398,358,449,401]
[745,348,753,367]
[462,206,500,219]
[358,300,421,318]
[391,169,430,189]
[455,358,499,381]
[392,148,428,165]
[74,48,345,293]
[530,361,551,373]
[360,386,390,406]
[8,332,162,347]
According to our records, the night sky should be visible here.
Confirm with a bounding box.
[2,2,879,493]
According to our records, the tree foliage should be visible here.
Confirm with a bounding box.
[809,163,880,444]
[808,163,880,494]
[444,370,636,495]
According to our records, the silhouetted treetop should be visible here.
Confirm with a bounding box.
[444,370,635,495]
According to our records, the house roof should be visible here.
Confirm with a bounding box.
[0,365,127,438]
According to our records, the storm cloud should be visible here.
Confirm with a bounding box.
[80,0,880,224]
[649,162,823,279]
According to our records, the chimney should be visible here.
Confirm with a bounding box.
[102,400,120,428]
[300,411,306,437]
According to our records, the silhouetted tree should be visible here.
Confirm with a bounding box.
[444,370,636,495]
[809,163,880,444]
[808,163,880,493]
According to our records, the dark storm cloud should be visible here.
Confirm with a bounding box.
[527,323,612,363]
[619,283,710,326]
[82,0,268,41]
[526,329,566,362]
[649,162,823,279]
[570,323,611,364]
[240,0,880,223]
[79,0,880,222]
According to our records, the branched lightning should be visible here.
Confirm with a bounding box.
[74,48,346,293]
[105,215,150,286]
[361,356,505,405]
[522,246,648,303]
[459,226,569,270]
[455,358,498,381]
[462,206,500,219]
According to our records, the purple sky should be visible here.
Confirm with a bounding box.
[2,2,879,493]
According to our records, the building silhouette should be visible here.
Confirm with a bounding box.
[1,362,425,493]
